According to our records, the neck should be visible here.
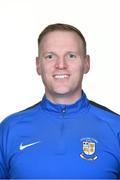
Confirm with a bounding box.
[45,91,82,104]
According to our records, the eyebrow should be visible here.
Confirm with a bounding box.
[42,51,80,55]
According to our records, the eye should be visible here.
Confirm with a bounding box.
[44,53,57,61]
[47,54,53,59]
[66,52,77,60]
[46,54,53,60]
[69,54,76,58]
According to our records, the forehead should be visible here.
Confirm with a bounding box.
[39,30,83,51]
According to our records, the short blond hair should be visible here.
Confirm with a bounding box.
[38,23,86,56]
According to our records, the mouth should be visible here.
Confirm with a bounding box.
[53,74,70,79]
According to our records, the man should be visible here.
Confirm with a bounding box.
[0,23,120,179]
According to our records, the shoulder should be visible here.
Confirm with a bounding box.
[0,102,41,128]
[89,100,120,130]
[89,100,119,117]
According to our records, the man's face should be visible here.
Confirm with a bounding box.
[36,30,90,102]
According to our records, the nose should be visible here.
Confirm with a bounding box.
[55,57,67,70]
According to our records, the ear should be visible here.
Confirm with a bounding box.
[83,55,90,74]
[36,57,41,75]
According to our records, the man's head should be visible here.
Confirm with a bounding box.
[36,23,90,104]
[38,23,87,57]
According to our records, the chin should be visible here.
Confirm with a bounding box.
[53,89,72,96]
[53,87,70,93]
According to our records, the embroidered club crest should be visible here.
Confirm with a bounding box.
[80,138,97,160]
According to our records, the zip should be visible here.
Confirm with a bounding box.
[60,105,66,135]
[61,105,66,118]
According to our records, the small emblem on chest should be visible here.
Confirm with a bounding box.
[80,138,98,160]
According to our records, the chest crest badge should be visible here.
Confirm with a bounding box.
[80,138,98,160]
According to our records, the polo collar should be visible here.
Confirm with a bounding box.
[40,91,89,114]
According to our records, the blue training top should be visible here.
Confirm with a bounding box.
[0,92,120,179]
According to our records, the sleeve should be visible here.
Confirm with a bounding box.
[0,121,9,178]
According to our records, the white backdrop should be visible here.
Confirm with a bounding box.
[0,0,120,121]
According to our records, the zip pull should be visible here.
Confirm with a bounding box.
[61,106,66,117]
[61,108,66,113]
